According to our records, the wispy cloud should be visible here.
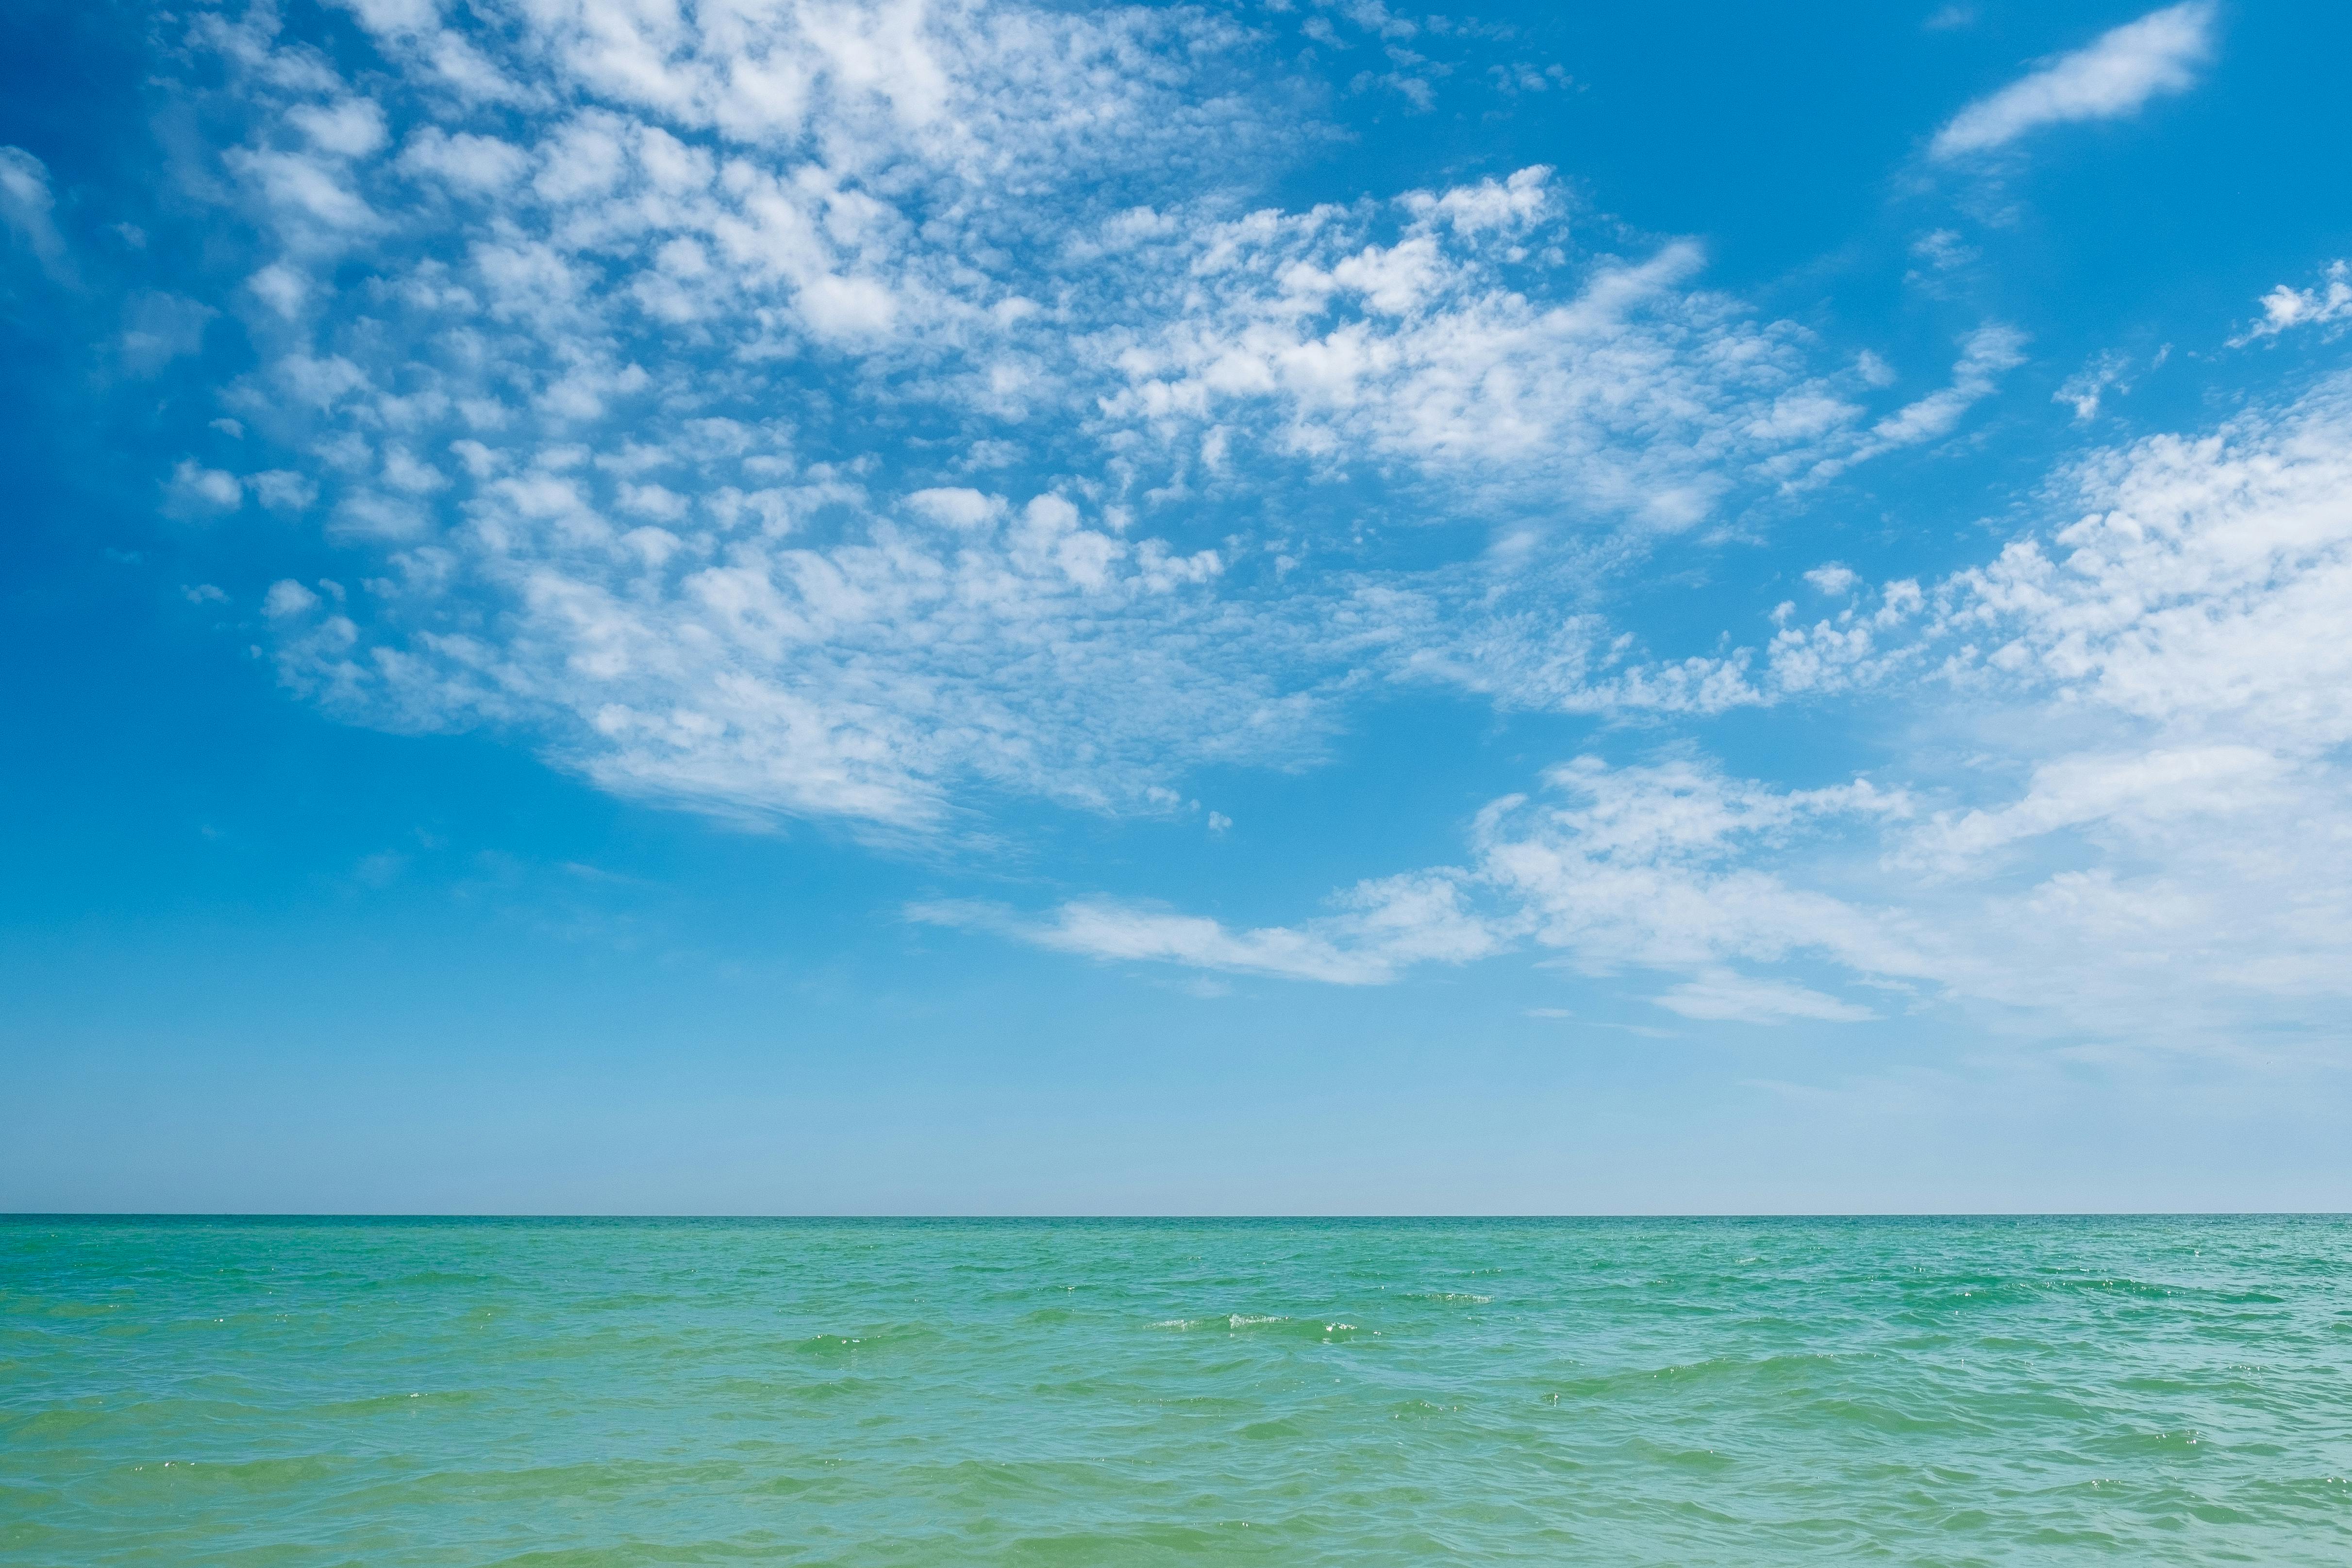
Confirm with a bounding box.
[0,145,69,277]
[963,374,2352,1045]
[1802,323,2026,482]
[950,755,1918,1018]
[911,873,1500,984]
[2053,350,2135,420]
[1654,971,1876,1024]
[1930,2,2216,160]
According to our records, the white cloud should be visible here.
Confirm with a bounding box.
[287,97,389,158]
[167,459,244,515]
[0,145,67,275]
[168,1,1988,836]
[968,375,2352,1045]
[1101,178,1882,529]
[1907,228,1975,275]
[329,0,442,36]
[1789,324,2025,488]
[1471,759,1922,984]
[958,757,1915,1015]
[1654,970,1876,1024]
[227,147,379,234]
[1931,3,2215,159]
[193,9,1328,826]
[2054,350,2133,420]
[911,873,1499,984]
[69,0,2351,1055]
[247,262,309,317]
[1745,366,2352,1033]
[1924,381,2352,748]
[2234,260,2352,344]
[265,579,321,617]
[905,487,1005,529]
[1899,746,2294,874]
[1187,317,2016,725]
[398,127,530,193]
[1862,324,2026,446]
[249,470,319,511]
[121,293,217,375]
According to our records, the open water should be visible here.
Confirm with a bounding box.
[3,1216,2349,1565]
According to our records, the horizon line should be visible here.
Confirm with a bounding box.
[7,1211,2347,1222]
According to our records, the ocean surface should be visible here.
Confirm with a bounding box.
[3,1217,2349,1565]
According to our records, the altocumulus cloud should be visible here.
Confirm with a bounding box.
[136,0,2007,833]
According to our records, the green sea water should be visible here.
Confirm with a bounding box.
[3,1217,2349,1565]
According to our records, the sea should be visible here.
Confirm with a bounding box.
[3,1216,2348,1564]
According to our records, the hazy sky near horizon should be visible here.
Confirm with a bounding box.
[6,0,2352,1213]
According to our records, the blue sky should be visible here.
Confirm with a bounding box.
[5,0,2352,1213]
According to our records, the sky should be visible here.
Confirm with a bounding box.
[4,0,2352,1214]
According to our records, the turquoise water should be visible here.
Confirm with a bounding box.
[3,1218,2349,1565]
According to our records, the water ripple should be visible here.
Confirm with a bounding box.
[3,1216,2350,1564]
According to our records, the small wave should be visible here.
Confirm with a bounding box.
[1148,1313,1305,1332]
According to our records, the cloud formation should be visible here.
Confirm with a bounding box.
[17,0,2348,1059]
[1930,2,2215,159]
[2235,260,2352,344]
[142,0,1997,832]
[0,146,68,276]
[989,376,2352,1043]
[912,872,1499,985]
